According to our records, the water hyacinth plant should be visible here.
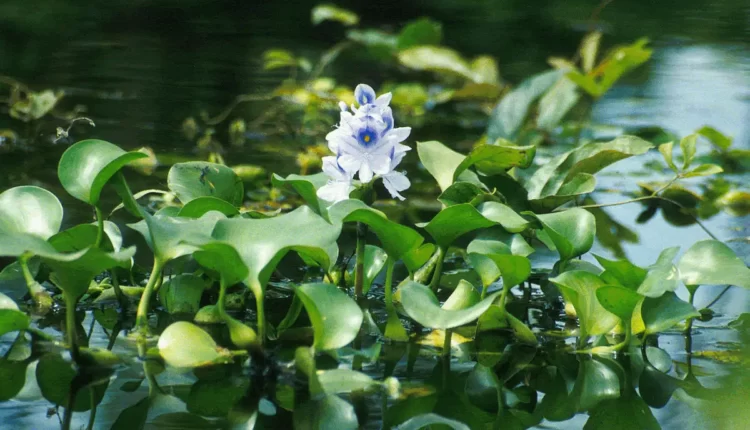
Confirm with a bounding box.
[0,5,749,430]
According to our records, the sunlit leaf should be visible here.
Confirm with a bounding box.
[317,369,379,395]
[595,285,642,322]
[537,78,580,131]
[0,186,62,240]
[396,280,500,329]
[580,31,602,73]
[681,163,723,178]
[58,139,147,205]
[549,271,619,337]
[679,133,697,170]
[398,46,476,82]
[658,142,677,172]
[311,4,359,26]
[567,38,651,98]
[43,246,136,300]
[178,196,240,218]
[696,126,732,150]
[677,240,750,289]
[157,322,224,368]
[641,292,699,334]
[526,209,595,261]
[295,283,363,351]
[168,162,244,206]
[272,172,329,215]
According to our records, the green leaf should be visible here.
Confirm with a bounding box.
[527,136,653,206]
[677,240,750,289]
[438,182,487,206]
[584,390,660,430]
[423,204,495,248]
[396,280,500,329]
[397,18,442,50]
[212,206,340,295]
[487,69,563,141]
[329,199,424,262]
[294,395,358,430]
[658,141,677,172]
[128,210,224,264]
[36,353,108,411]
[680,134,698,170]
[696,126,732,150]
[58,139,147,205]
[0,309,30,337]
[637,247,680,298]
[549,271,619,337]
[465,363,501,413]
[158,274,206,314]
[567,38,651,98]
[187,377,249,417]
[572,358,621,411]
[346,245,387,294]
[526,209,595,261]
[580,32,602,73]
[0,359,27,400]
[157,322,224,368]
[469,228,534,257]
[595,285,642,322]
[168,162,244,206]
[311,4,359,26]
[417,140,468,192]
[681,163,723,178]
[397,413,470,430]
[398,46,476,82]
[537,78,580,131]
[43,247,136,300]
[317,369,379,395]
[641,292,699,334]
[111,396,150,430]
[295,283,363,351]
[477,202,530,233]
[178,196,240,218]
[272,172,329,215]
[192,242,249,287]
[594,254,647,289]
[0,186,62,239]
[454,143,537,177]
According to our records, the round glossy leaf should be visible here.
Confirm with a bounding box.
[187,377,249,417]
[0,186,62,239]
[159,274,206,314]
[42,246,136,300]
[572,358,621,411]
[549,271,619,338]
[595,285,643,322]
[329,199,424,261]
[583,390,660,430]
[465,364,501,413]
[477,202,530,233]
[467,253,500,288]
[293,395,358,430]
[157,322,223,368]
[0,359,27,400]
[347,245,387,294]
[0,309,30,337]
[212,206,340,294]
[396,281,500,329]
[641,292,699,335]
[178,196,240,218]
[423,204,495,248]
[168,161,244,206]
[526,209,595,261]
[36,353,108,411]
[295,283,363,351]
[677,240,750,289]
[486,254,532,288]
[58,139,148,205]
[192,242,249,287]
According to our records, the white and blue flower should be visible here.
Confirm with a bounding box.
[317,84,411,203]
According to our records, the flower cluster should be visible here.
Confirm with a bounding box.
[316,84,411,203]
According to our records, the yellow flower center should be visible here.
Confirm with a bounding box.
[364,135,371,143]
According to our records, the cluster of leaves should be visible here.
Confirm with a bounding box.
[0,125,747,429]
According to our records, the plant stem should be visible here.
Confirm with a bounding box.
[86,390,97,430]
[498,282,511,313]
[442,328,452,358]
[256,290,266,346]
[19,254,52,309]
[428,246,446,293]
[354,222,367,301]
[64,294,80,363]
[384,257,395,306]
[218,277,228,316]
[135,259,164,336]
[704,285,732,309]
[110,273,127,312]
[62,392,76,430]
[94,206,104,248]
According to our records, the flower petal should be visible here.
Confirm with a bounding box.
[322,156,350,181]
[374,92,392,107]
[354,84,376,105]
[358,162,374,183]
[383,171,410,201]
[317,181,354,203]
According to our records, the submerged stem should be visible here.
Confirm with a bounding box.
[135,259,164,336]
[384,257,395,306]
[64,294,80,363]
[354,222,367,301]
[428,246,446,293]
[86,389,97,430]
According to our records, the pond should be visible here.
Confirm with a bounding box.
[0,0,749,429]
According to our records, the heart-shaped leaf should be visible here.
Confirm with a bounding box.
[0,186,62,239]
[0,292,29,337]
[549,271,619,338]
[58,139,148,205]
[0,359,27,400]
[295,283,363,351]
[677,240,750,289]
[186,377,249,417]
[572,357,621,411]
[43,246,136,300]
[347,245,387,294]
[595,285,643,322]
[640,292,699,335]
[293,395,358,430]
[396,280,500,329]
[168,162,244,206]
[272,172,329,215]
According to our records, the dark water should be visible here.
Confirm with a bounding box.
[0,0,749,428]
